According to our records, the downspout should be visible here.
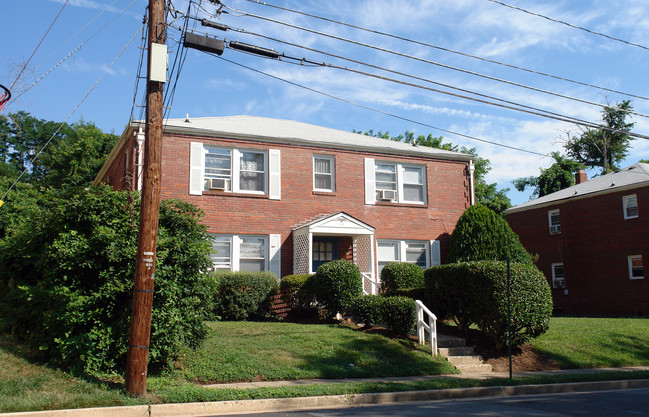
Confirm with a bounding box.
[135,127,145,191]
[468,160,475,206]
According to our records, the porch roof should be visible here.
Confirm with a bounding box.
[292,212,374,236]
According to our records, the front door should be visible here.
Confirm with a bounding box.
[312,237,339,272]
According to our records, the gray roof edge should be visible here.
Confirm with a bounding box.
[145,118,475,162]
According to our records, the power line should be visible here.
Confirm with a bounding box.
[1,25,143,202]
[9,0,70,91]
[207,53,548,157]
[486,0,649,52]
[11,0,139,105]
[215,2,648,119]
[240,0,649,102]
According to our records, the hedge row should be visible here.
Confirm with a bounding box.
[206,271,279,320]
[425,261,552,348]
[349,295,416,335]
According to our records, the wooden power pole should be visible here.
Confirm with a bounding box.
[125,0,166,396]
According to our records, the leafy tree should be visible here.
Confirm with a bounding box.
[0,112,118,188]
[447,203,532,265]
[564,100,635,174]
[359,130,511,213]
[513,152,584,199]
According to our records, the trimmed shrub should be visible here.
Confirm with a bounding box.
[447,204,532,265]
[425,261,552,349]
[313,259,362,315]
[382,296,417,335]
[279,274,317,313]
[209,271,279,321]
[380,262,425,296]
[349,295,384,327]
[393,286,427,303]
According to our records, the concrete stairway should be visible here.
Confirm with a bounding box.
[438,333,492,373]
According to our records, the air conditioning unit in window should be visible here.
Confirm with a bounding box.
[554,278,565,288]
[209,178,229,190]
[550,225,561,234]
[378,190,397,201]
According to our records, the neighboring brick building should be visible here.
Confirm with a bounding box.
[506,163,649,316]
[96,116,476,293]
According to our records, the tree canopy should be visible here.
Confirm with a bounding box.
[564,100,635,174]
[513,152,584,199]
[360,130,511,213]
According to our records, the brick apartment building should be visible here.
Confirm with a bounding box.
[506,163,649,316]
[96,116,476,292]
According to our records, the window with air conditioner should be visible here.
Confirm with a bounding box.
[551,263,565,288]
[190,143,281,199]
[367,160,426,204]
[623,194,639,219]
[548,209,561,234]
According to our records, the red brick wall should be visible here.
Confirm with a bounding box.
[105,131,471,278]
[507,186,649,316]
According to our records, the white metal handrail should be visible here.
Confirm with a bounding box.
[361,272,381,295]
[416,300,438,356]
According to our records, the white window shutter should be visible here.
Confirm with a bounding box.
[430,240,441,266]
[269,149,281,200]
[189,142,204,195]
[269,234,281,278]
[364,158,375,205]
[232,235,241,271]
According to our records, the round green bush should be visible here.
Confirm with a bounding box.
[425,261,552,349]
[313,259,362,315]
[382,296,417,335]
[349,295,384,327]
[380,262,425,296]
[447,204,532,264]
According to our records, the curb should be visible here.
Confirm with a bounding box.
[3,379,649,417]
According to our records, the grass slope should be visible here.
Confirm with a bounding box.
[166,321,456,382]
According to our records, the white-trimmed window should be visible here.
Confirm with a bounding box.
[209,234,281,276]
[190,143,281,199]
[623,194,639,219]
[313,155,335,192]
[551,263,565,288]
[628,255,644,280]
[365,158,426,204]
[376,240,439,275]
[548,209,561,234]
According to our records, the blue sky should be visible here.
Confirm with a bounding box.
[3,0,649,206]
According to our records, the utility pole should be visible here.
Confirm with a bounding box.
[125,0,165,396]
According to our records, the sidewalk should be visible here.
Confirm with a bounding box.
[3,367,649,417]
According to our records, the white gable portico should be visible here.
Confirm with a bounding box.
[292,212,379,294]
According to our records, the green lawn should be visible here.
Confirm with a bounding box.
[2,317,649,413]
[165,321,456,382]
[529,317,649,369]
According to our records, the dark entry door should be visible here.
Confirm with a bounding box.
[312,237,338,271]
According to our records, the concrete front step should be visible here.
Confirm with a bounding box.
[454,363,493,373]
[446,355,487,366]
[438,346,475,356]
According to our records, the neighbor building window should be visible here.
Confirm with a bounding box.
[628,255,644,280]
[548,209,561,234]
[623,194,639,219]
[372,161,426,204]
[313,155,335,192]
[551,263,565,288]
[377,240,431,275]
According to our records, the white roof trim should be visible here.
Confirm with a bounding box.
[293,212,374,236]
